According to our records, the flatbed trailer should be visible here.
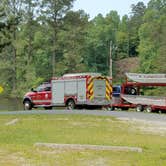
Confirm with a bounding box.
[122,94,166,112]
[112,73,166,112]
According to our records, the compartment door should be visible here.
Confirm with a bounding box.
[77,80,86,102]
[52,80,64,104]
[93,80,106,98]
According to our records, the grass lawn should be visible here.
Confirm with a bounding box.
[0,114,165,165]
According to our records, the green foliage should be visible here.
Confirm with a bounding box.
[40,0,75,76]
[143,86,166,96]
[0,0,165,97]
[138,0,166,73]
[55,10,89,75]
[84,11,120,75]
[128,2,146,56]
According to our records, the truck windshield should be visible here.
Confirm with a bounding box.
[35,83,51,92]
[36,85,45,92]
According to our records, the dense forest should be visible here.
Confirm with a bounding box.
[0,0,166,97]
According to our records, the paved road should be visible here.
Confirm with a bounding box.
[0,110,165,122]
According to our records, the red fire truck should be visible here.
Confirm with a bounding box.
[112,73,166,113]
[23,73,112,110]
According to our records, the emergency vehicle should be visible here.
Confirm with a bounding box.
[23,73,112,110]
[112,73,166,112]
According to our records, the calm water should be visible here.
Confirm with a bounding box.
[0,97,23,111]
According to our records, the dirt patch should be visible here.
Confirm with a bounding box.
[79,157,108,166]
[115,57,139,81]
[36,148,66,155]
[70,121,99,127]
[117,117,166,136]
[0,151,33,166]
[5,119,19,126]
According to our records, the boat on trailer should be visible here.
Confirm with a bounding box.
[126,73,166,84]
[119,73,166,112]
[121,94,166,107]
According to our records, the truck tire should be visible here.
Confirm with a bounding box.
[136,104,143,112]
[67,99,75,110]
[24,100,32,110]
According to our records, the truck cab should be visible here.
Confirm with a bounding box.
[23,82,52,110]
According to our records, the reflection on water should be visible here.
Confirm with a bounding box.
[0,97,23,111]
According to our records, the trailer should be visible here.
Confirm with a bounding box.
[112,73,166,112]
[23,73,112,110]
[122,73,166,112]
[122,94,166,112]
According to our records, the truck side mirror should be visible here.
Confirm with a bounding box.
[31,88,37,92]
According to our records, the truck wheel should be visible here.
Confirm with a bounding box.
[67,100,75,110]
[24,100,32,110]
[144,106,152,113]
[136,105,143,112]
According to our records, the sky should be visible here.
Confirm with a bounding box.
[73,0,150,19]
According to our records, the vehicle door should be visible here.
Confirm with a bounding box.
[33,83,51,105]
[43,84,52,105]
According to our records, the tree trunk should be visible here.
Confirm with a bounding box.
[12,46,17,91]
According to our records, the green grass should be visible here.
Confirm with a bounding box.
[0,114,166,165]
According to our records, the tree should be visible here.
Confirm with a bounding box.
[55,10,89,75]
[84,11,120,75]
[84,14,108,74]
[0,0,23,95]
[0,5,11,50]
[17,0,39,91]
[138,0,166,73]
[22,0,38,66]
[116,15,129,59]
[128,2,146,56]
[40,0,75,76]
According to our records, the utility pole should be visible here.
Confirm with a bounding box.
[110,41,113,78]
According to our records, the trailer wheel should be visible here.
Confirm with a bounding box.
[158,110,162,114]
[130,87,137,95]
[67,99,75,110]
[24,100,32,110]
[144,106,152,113]
[136,104,143,112]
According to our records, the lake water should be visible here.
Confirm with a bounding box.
[0,97,23,111]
